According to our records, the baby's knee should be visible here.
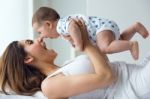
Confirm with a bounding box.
[98,46,110,54]
[133,21,141,28]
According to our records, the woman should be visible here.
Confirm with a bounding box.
[0,21,150,99]
[0,20,114,99]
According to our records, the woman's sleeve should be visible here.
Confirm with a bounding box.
[139,52,150,66]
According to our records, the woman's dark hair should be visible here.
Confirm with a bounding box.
[32,7,60,25]
[0,41,46,95]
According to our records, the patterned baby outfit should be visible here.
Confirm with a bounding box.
[56,14,120,45]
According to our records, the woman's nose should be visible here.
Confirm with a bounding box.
[37,36,44,43]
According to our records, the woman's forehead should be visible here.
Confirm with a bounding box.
[19,39,32,46]
[19,40,26,45]
[17,40,24,46]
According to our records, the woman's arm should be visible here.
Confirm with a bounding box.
[41,19,115,99]
[80,18,112,77]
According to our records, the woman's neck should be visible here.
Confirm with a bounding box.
[37,62,59,76]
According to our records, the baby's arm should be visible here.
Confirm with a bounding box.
[68,19,84,51]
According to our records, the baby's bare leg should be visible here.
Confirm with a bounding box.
[129,41,139,60]
[96,30,115,54]
[96,30,139,59]
[120,22,149,40]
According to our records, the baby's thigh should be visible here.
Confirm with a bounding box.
[96,30,115,47]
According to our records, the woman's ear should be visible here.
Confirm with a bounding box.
[24,55,34,64]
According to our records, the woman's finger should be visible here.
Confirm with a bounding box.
[79,18,89,40]
[72,18,83,28]
[79,18,86,27]
[71,18,90,49]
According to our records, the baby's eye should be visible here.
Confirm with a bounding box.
[38,32,41,35]
[25,40,33,45]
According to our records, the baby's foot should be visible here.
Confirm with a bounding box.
[130,41,139,60]
[134,22,149,38]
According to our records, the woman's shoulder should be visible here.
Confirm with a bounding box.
[45,55,94,79]
[63,55,90,65]
[41,72,66,98]
[61,55,94,74]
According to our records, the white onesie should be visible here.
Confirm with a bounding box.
[56,14,120,45]
[46,55,150,99]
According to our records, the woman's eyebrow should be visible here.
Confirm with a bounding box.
[24,40,28,44]
[25,39,30,43]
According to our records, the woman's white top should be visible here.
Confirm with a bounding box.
[46,55,150,99]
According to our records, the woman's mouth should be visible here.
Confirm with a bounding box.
[42,42,47,50]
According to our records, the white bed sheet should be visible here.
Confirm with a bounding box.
[0,91,47,99]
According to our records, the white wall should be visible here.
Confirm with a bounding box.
[33,0,150,64]
[1,0,148,65]
[34,0,150,64]
[0,0,33,56]
[87,0,150,63]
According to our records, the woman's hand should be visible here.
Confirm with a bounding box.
[71,18,92,51]
[72,18,114,81]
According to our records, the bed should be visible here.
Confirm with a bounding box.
[0,91,47,99]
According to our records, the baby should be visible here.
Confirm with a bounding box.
[32,7,149,60]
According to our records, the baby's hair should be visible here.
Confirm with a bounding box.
[32,7,60,25]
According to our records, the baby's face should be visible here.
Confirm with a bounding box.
[33,22,50,38]
[33,22,59,39]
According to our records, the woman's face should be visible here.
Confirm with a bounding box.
[19,39,57,63]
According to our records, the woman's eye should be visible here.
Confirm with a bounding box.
[25,40,33,44]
